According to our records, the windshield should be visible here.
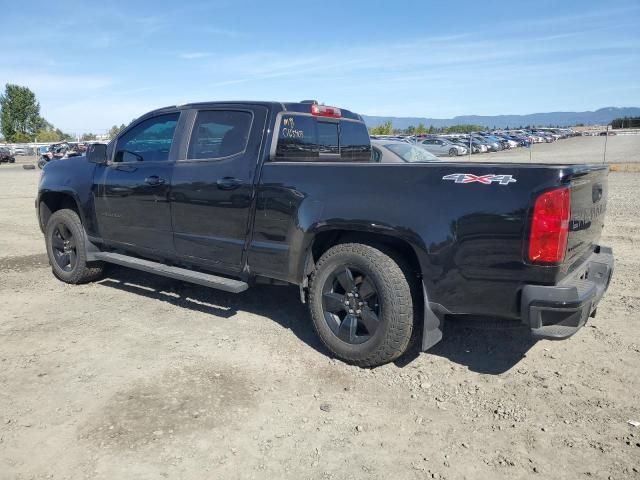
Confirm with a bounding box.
[385,143,440,162]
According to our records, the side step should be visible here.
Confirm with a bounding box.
[93,252,249,293]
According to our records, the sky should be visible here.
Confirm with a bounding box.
[1,0,639,134]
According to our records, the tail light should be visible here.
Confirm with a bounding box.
[310,104,341,118]
[528,187,571,264]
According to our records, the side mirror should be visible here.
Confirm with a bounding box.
[87,143,107,164]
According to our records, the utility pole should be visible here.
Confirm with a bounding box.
[603,124,609,164]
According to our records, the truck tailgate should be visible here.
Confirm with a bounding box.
[565,165,609,266]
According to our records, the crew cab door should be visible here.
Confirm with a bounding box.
[169,106,268,273]
[93,112,180,253]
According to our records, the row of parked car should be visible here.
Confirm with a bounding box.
[371,128,576,157]
[37,142,88,168]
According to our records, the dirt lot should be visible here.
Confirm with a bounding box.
[475,134,640,164]
[1,160,639,479]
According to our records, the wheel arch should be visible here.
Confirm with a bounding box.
[297,227,425,295]
[38,190,84,233]
[299,227,444,352]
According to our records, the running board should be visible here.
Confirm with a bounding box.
[93,252,249,293]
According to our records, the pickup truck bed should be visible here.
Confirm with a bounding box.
[37,100,614,367]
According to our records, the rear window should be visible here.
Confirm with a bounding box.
[274,114,371,162]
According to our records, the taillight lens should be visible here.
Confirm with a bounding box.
[310,104,341,118]
[528,187,571,264]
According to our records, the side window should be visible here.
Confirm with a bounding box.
[275,115,319,161]
[339,120,371,162]
[188,110,253,160]
[115,113,179,163]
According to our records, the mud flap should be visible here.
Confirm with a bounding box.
[422,282,444,350]
[84,231,102,262]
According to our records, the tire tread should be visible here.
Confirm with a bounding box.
[309,243,414,367]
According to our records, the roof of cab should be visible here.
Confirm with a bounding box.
[140,101,364,122]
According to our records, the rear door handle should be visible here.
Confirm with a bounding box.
[217,177,243,190]
[145,175,166,186]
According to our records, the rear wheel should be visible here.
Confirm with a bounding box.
[308,243,414,367]
[45,209,105,284]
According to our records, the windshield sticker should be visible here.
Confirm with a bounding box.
[442,173,517,185]
[281,116,304,139]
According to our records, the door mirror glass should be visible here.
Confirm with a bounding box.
[87,143,107,164]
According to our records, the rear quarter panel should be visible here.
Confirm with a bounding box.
[250,162,589,319]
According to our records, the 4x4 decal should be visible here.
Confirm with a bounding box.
[442,173,517,185]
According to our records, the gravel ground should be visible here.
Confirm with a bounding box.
[466,134,640,164]
[0,162,639,480]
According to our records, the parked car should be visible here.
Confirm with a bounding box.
[447,137,481,153]
[11,146,27,156]
[456,136,487,153]
[371,140,440,162]
[421,137,467,156]
[37,100,614,367]
[0,147,16,164]
[481,134,509,150]
[472,135,500,152]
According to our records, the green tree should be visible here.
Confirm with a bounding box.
[0,84,44,142]
[415,123,427,135]
[12,132,32,143]
[369,120,394,135]
[405,125,415,135]
[56,129,74,141]
[36,130,61,142]
[108,123,127,138]
[81,132,97,141]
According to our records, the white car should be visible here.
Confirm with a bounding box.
[421,138,468,157]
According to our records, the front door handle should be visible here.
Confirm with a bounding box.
[145,175,166,186]
[217,177,243,190]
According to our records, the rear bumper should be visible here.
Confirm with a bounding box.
[521,246,614,339]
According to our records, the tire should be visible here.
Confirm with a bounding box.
[448,148,458,157]
[38,159,47,169]
[308,243,414,367]
[45,209,105,284]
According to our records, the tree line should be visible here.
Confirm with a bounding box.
[0,83,127,143]
[611,117,640,129]
[369,121,490,135]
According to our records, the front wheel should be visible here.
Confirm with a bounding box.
[308,243,414,367]
[448,148,458,157]
[45,209,105,284]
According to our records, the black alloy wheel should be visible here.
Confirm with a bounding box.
[322,265,381,344]
[51,222,77,272]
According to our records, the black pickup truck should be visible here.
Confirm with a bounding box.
[37,101,614,367]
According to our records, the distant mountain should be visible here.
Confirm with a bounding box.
[362,107,640,129]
